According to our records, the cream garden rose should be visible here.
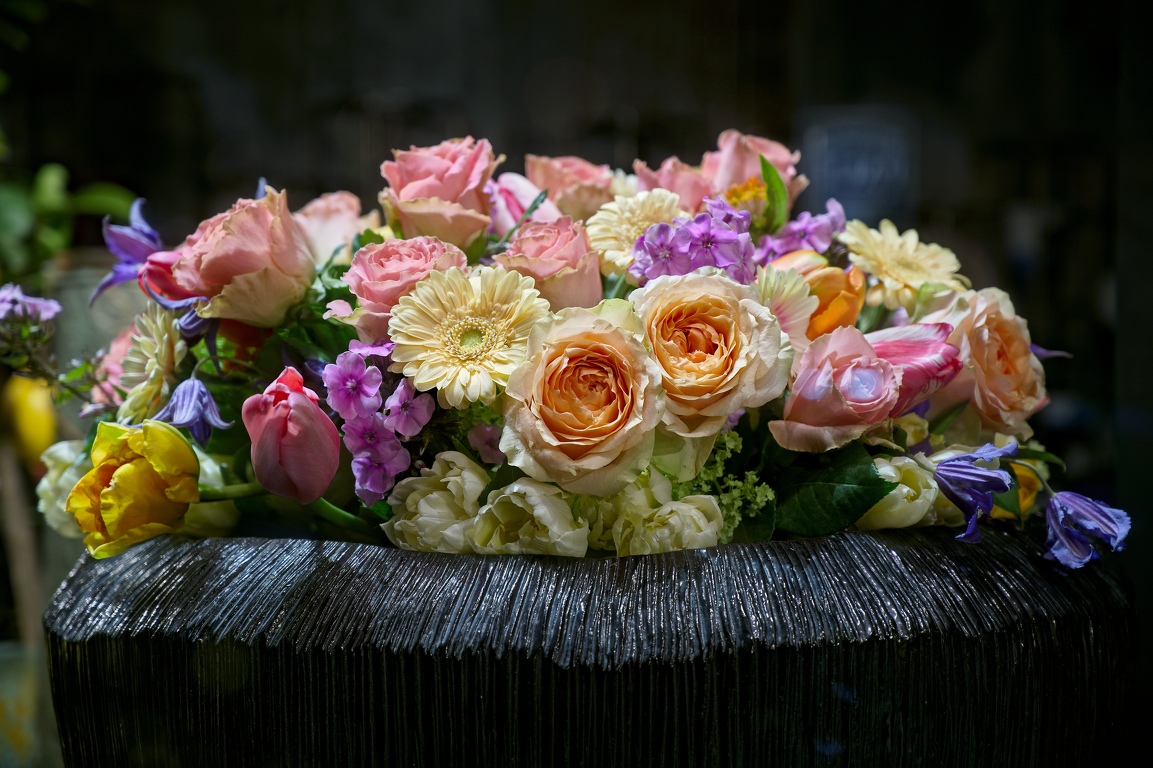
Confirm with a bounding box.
[610,470,723,555]
[469,479,589,556]
[500,301,665,496]
[383,451,490,554]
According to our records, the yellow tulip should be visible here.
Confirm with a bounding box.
[991,461,1042,521]
[65,420,200,558]
[0,375,56,474]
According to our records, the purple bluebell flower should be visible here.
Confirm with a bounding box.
[704,197,751,234]
[0,283,61,321]
[152,377,233,447]
[1044,491,1130,568]
[381,377,435,437]
[322,350,384,422]
[91,199,164,305]
[351,436,411,505]
[934,442,1018,543]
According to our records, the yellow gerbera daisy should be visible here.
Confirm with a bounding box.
[116,303,188,424]
[388,266,550,409]
[841,219,970,311]
[586,189,683,277]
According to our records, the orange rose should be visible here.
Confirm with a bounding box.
[770,250,865,339]
[923,288,1048,438]
[500,302,665,496]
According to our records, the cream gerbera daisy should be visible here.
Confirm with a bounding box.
[840,219,970,311]
[116,303,188,424]
[388,266,550,409]
[586,189,683,277]
[756,266,819,354]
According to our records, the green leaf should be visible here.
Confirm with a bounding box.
[0,184,34,239]
[71,182,136,218]
[31,163,69,213]
[1014,447,1066,472]
[759,154,790,234]
[351,228,385,251]
[366,499,393,522]
[730,499,776,543]
[992,464,1022,520]
[480,462,526,503]
[775,443,898,537]
[928,399,969,435]
[855,302,888,333]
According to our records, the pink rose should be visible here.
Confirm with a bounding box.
[157,188,314,327]
[632,156,713,213]
[769,327,901,452]
[701,129,809,204]
[241,367,340,504]
[293,191,380,264]
[379,137,499,248]
[524,154,614,221]
[340,236,467,342]
[494,217,601,310]
[488,172,562,238]
[922,288,1048,438]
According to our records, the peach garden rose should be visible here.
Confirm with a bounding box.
[500,301,665,496]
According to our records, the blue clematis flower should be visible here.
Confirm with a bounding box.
[1044,492,1130,568]
[91,199,163,305]
[152,378,233,448]
[933,442,1017,543]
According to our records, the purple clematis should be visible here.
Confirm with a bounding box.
[91,199,163,305]
[933,442,1018,543]
[1044,491,1130,568]
[152,377,233,447]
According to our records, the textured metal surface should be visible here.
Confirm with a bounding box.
[44,527,1136,766]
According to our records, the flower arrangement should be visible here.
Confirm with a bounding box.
[3,130,1129,568]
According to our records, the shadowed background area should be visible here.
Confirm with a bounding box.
[0,0,1149,760]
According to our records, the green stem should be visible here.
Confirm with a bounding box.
[198,481,267,500]
[306,497,381,538]
[603,274,630,301]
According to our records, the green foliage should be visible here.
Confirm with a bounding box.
[672,430,777,544]
[773,443,898,537]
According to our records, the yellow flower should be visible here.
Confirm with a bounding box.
[388,266,550,409]
[469,479,589,557]
[855,456,939,530]
[991,460,1042,520]
[840,219,970,311]
[609,469,723,555]
[116,302,188,424]
[586,189,683,277]
[65,420,200,558]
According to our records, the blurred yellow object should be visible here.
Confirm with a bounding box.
[0,375,56,477]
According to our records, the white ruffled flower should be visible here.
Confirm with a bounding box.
[755,266,819,355]
[855,456,939,530]
[383,451,490,553]
[36,440,91,538]
[470,479,589,557]
[609,470,723,555]
[116,302,188,424]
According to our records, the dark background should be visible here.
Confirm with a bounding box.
[2,0,1151,733]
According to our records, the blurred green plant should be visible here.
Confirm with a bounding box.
[0,163,135,288]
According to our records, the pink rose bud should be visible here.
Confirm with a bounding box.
[488,172,562,238]
[241,367,340,503]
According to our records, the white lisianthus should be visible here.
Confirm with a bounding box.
[610,470,723,555]
[470,479,589,557]
[36,440,91,538]
[856,456,939,530]
[383,451,490,554]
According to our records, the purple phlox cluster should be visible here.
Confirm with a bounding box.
[628,197,757,286]
[756,198,846,264]
[468,423,505,464]
[91,199,164,305]
[382,377,435,438]
[152,377,233,447]
[342,412,410,505]
[0,283,61,322]
[933,442,1017,543]
[322,350,383,421]
[1044,491,1130,569]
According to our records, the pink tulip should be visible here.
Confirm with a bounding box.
[488,172,562,238]
[865,323,962,417]
[241,367,340,503]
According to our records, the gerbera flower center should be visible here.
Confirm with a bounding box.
[443,317,502,360]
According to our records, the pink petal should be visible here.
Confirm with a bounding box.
[866,323,962,416]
